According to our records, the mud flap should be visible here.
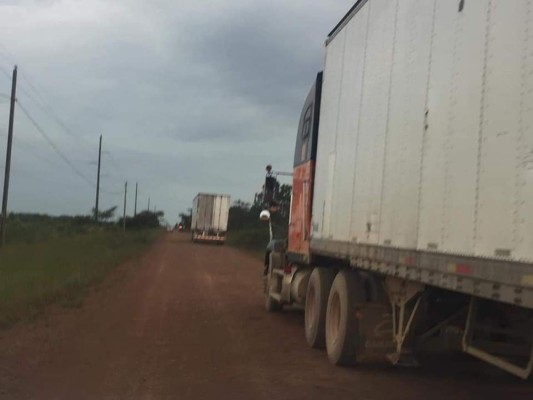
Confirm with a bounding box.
[356,303,395,362]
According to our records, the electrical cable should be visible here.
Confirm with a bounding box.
[0,65,10,81]
[17,100,97,188]
[0,49,123,178]
[0,46,129,199]
[15,70,95,153]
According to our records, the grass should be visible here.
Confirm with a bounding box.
[4,213,99,245]
[0,229,159,329]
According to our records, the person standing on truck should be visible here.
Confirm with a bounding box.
[262,169,288,275]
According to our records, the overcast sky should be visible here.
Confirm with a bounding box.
[0,0,354,224]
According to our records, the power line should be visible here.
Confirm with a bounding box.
[0,126,41,149]
[16,69,50,107]
[103,150,124,175]
[0,44,51,108]
[0,46,123,177]
[1,125,122,197]
[0,126,83,174]
[1,62,85,147]
[0,49,126,203]
[0,66,10,81]
[1,65,17,246]
[17,100,97,188]
[15,82,126,189]
[2,66,96,157]
[15,70,126,182]
[3,112,122,197]
[4,138,62,170]
[11,166,89,194]
[0,43,17,64]
[16,70,94,151]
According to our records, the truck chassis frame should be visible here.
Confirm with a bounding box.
[264,239,533,378]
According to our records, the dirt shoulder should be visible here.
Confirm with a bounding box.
[0,234,529,399]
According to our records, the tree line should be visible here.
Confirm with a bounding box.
[177,184,292,232]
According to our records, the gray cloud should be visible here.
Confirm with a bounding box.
[0,0,354,222]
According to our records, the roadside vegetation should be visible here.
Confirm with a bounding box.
[0,211,162,329]
[225,185,291,255]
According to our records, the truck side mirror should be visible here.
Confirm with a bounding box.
[259,210,271,221]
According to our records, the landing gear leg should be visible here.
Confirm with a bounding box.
[384,277,424,366]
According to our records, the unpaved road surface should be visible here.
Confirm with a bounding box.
[0,234,530,399]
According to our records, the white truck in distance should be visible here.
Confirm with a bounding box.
[191,193,230,244]
[261,0,533,379]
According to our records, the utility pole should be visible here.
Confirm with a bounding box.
[122,181,128,232]
[134,182,138,216]
[1,65,18,247]
[123,181,127,232]
[148,197,150,212]
[94,134,102,222]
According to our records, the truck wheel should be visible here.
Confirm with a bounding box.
[264,256,282,312]
[325,270,365,366]
[305,268,336,348]
[264,274,282,312]
[265,292,282,312]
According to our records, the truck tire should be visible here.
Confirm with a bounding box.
[325,270,365,366]
[305,267,336,348]
[264,253,283,312]
[264,273,282,312]
[265,292,282,312]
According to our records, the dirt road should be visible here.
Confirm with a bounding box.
[0,234,530,399]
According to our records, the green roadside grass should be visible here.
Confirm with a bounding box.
[0,229,159,329]
[5,216,95,245]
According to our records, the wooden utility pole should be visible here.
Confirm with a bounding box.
[134,182,138,216]
[0,65,17,247]
[94,134,102,222]
[148,197,150,212]
[123,181,127,232]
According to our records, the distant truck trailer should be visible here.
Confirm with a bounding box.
[191,193,230,244]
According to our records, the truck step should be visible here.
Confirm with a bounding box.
[269,292,282,302]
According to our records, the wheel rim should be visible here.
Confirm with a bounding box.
[306,285,316,330]
[328,291,341,344]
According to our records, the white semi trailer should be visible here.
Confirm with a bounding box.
[191,193,230,244]
[262,0,533,378]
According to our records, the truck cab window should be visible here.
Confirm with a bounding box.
[302,104,313,139]
[300,104,313,162]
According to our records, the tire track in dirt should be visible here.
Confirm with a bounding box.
[0,234,530,399]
